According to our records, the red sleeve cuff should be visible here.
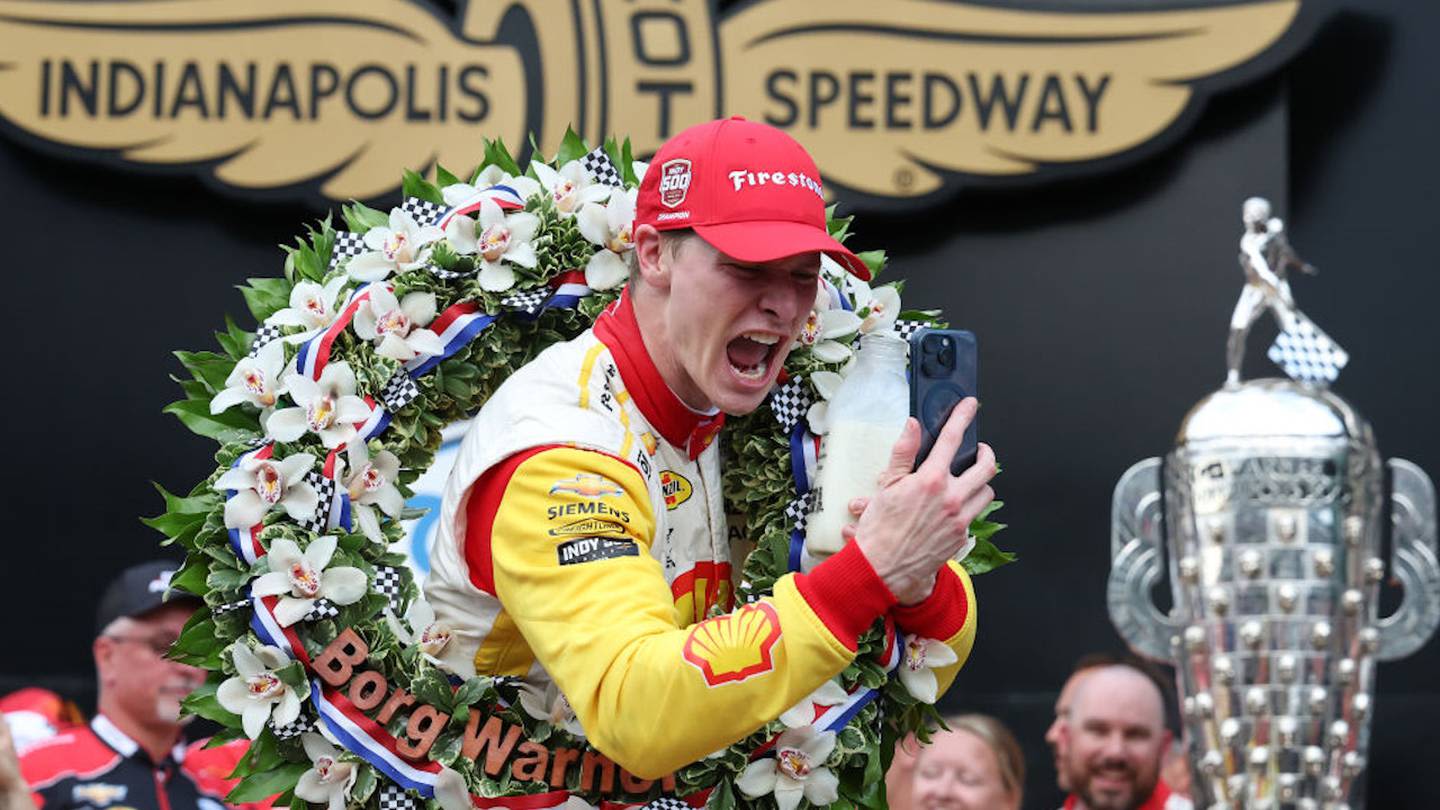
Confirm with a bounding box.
[891,564,969,641]
[793,542,897,650]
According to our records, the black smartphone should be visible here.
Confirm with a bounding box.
[909,329,978,475]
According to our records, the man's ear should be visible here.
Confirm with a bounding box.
[93,636,116,689]
[633,225,671,291]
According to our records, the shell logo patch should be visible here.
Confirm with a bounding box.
[682,602,781,686]
[660,470,693,510]
[548,473,624,499]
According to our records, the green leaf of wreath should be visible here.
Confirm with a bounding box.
[227,763,311,804]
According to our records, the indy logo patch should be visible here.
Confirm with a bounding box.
[557,537,639,566]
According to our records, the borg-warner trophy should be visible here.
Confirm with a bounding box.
[1108,199,1440,809]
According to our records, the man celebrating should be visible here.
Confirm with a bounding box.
[0,562,243,810]
[1058,665,1192,810]
[426,116,996,780]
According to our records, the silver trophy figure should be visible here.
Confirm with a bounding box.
[1226,198,1325,386]
[1109,202,1440,809]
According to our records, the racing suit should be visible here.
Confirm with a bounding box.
[427,290,978,779]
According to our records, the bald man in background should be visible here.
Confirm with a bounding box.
[1057,664,1192,810]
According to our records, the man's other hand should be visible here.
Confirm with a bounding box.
[852,398,996,604]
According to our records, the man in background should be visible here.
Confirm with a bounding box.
[0,561,243,810]
[1057,664,1192,810]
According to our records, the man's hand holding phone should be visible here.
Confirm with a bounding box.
[851,399,996,604]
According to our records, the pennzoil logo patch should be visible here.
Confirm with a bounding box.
[660,470,693,510]
[548,517,628,538]
[682,602,781,687]
[557,536,639,565]
[549,473,624,499]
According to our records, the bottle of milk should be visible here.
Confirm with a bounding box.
[804,331,909,560]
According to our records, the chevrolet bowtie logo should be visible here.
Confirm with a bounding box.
[0,0,1321,209]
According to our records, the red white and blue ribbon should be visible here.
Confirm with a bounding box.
[433,185,526,230]
[295,283,386,381]
[224,444,274,566]
[403,301,498,377]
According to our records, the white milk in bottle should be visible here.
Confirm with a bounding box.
[804,331,909,559]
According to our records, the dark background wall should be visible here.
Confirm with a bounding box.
[1,1,1436,808]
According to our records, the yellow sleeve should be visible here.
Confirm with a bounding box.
[488,446,899,778]
[891,561,978,700]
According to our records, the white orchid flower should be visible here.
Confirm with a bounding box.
[266,277,349,344]
[384,599,454,662]
[442,165,541,206]
[213,453,318,529]
[631,160,649,185]
[532,159,610,216]
[210,340,289,415]
[444,198,540,293]
[266,362,373,449]
[803,370,846,436]
[294,732,357,810]
[796,285,861,364]
[433,766,473,810]
[346,209,444,282]
[779,680,850,728]
[897,636,959,704]
[352,287,445,363]
[517,682,587,739]
[576,187,636,291]
[854,284,902,335]
[340,441,404,543]
[250,536,368,627]
[736,725,840,810]
[215,643,301,739]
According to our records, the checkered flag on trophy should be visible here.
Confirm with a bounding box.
[328,231,367,272]
[400,196,446,227]
[893,318,928,343]
[769,377,814,432]
[581,146,625,188]
[1268,313,1349,385]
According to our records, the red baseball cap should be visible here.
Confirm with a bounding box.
[635,116,872,281]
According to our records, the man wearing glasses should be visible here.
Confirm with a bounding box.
[0,561,240,810]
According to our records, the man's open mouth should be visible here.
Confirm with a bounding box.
[726,331,782,380]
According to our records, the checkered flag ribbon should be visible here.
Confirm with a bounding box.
[377,784,416,810]
[1268,315,1349,385]
[211,598,250,617]
[373,565,407,613]
[427,264,468,282]
[249,323,283,358]
[582,146,624,188]
[379,369,422,412]
[892,318,928,343]
[302,598,341,623]
[769,377,814,432]
[400,196,446,227]
[641,799,690,810]
[269,712,314,740]
[502,287,552,316]
[786,490,818,535]
[298,472,338,534]
[328,231,367,272]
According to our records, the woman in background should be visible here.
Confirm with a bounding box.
[909,713,1025,810]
